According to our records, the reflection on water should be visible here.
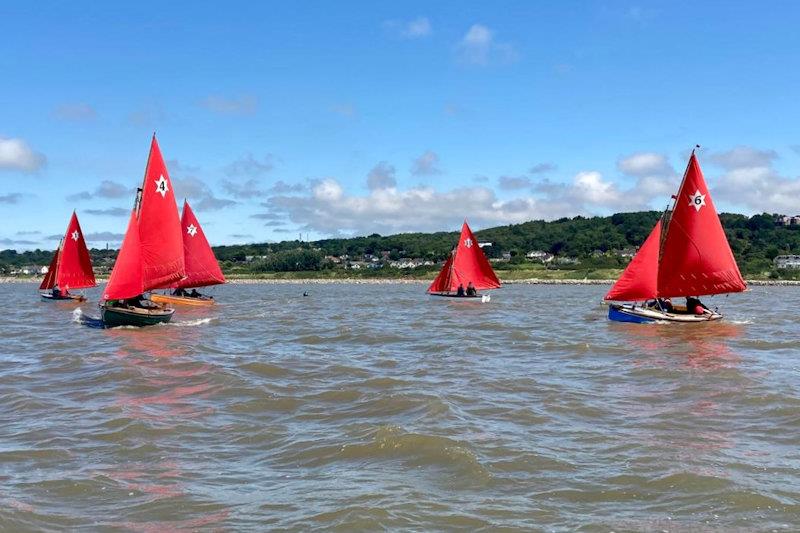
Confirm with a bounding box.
[0,282,798,530]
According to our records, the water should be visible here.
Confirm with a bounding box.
[1,282,799,531]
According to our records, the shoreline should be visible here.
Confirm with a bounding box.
[4,276,800,286]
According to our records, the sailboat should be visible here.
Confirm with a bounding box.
[39,211,96,301]
[150,199,226,306]
[100,135,186,327]
[605,150,746,323]
[427,220,501,298]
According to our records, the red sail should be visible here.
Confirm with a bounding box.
[657,154,746,297]
[175,200,226,289]
[137,136,185,291]
[427,221,501,292]
[604,220,661,301]
[56,211,96,290]
[103,210,144,301]
[39,245,61,290]
[427,251,455,293]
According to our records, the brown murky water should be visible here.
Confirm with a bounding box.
[1,282,798,531]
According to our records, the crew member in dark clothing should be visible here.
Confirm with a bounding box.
[189,289,200,298]
[466,282,477,296]
[456,283,465,297]
[686,296,710,315]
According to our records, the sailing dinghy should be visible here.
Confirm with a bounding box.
[100,135,185,327]
[151,200,225,306]
[39,211,96,301]
[604,150,746,323]
[427,221,501,299]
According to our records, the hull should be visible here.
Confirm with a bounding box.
[428,292,482,298]
[150,293,215,307]
[608,304,722,323]
[40,292,86,302]
[100,304,175,328]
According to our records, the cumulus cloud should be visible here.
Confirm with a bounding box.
[200,95,258,116]
[67,180,130,201]
[456,24,518,66]
[222,178,268,199]
[224,153,274,178]
[367,162,397,190]
[615,151,677,203]
[0,193,22,204]
[172,175,237,212]
[709,146,800,213]
[529,162,556,174]
[53,103,96,122]
[0,137,46,173]
[411,150,441,176]
[498,175,531,190]
[385,17,432,38]
[269,180,306,194]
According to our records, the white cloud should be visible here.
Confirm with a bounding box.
[367,162,397,190]
[617,152,674,177]
[411,150,441,176]
[0,137,46,173]
[172,175,236,211]
[199,95,258,116]
[529,163,556,175]
[708,146,800,213]
[385,17,432,38]
[498,175,531,190]
[456,24,518,66]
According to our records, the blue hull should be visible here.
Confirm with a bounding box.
[608,305,655,323]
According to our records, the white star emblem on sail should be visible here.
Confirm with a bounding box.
[464,238,473,248]
[187,224,198,237]
[688,189,706,212]
[71,230,79,241]
[155,174,169,198]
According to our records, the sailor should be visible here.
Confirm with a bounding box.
[174,288,186,297]
[466,282,477,296]
[686,296,710,315]
[189,288,200,298]
[52,286,61,298]
[456,283,465,297]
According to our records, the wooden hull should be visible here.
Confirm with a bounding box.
[100,304,175,328]
[608,303,722,323]
[150,293,215,307]
[40,292,86,302]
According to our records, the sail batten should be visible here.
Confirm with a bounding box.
[427,221,501,293]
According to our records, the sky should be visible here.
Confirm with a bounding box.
[2,1,800,250]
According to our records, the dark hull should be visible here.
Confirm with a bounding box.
[100,305,175,328]
[40,292,86,302]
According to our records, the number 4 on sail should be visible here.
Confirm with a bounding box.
[604,150,746,323]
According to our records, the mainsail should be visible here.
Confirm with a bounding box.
[137,136,185,291]
[39,212,96,291]
[605,152,746,301]
[174,200,226,289]
[427,221,501,293]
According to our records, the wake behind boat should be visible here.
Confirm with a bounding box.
[39,211,96,302]
[427,220,501,299]
[150,200,225,307]
[100,135,185,327]
[604,149,746,323]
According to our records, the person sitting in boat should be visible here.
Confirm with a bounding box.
[173,288,186,297]
[466,282,477,296]
[52,285,61,298]
[456,283,465,297]
[686,296,710,315]
[646,298,673,312]
[189,288,200,298]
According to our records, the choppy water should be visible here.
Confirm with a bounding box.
[1,282,799,531]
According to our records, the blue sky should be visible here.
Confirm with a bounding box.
[2,1,800,250]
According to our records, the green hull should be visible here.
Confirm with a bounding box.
[100,305,174,328]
